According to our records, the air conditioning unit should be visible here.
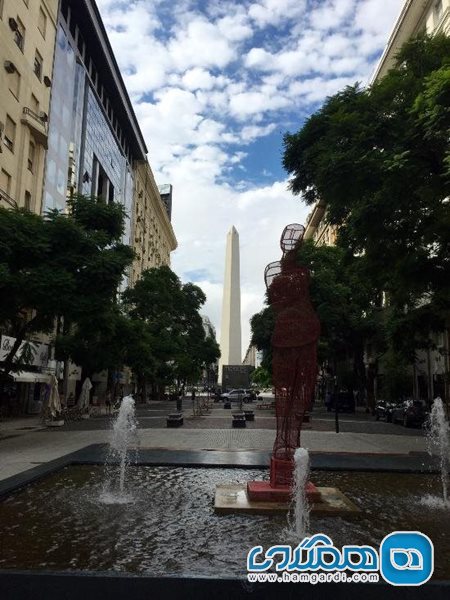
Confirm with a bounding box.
[4,60,16,74]
[43,75,52,88]
[8,17,18,31]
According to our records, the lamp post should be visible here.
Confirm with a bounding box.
[334,374,340,434]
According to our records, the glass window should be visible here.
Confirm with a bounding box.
[4,115,16,152]
[31,94,39,113]
[62,105,70,127]
[24,191,31,211]
[9,69,20,100]
[28,141,35,172]
[77,33,85,59]
[44,191,54,210]
[434,0,443,24]
[14,17,25,52]
[69,11,76,38]
[0,168,12,194]
[38,7,47,38]
[57,169,65,195]
[34,50,43,81]
[0,0,4,19]
[61,0,69,22]
[47,159,56,185]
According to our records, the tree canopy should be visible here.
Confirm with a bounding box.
[283,34,450,360]
[250,241,381,398]
[0,195,133,378]
[122,266,220,393]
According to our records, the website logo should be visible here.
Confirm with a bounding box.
[247,531,434,586]
[379,532,434,586]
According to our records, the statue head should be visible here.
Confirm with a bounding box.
[280,224,305,256]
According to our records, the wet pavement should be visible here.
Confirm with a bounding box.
[0,400,427,481]
[53,401,425,436]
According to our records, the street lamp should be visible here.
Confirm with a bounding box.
[334,375,340,434]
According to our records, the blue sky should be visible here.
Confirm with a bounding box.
[97,0,404,352]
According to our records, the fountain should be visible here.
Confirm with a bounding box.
[288,448,311,538]
[424,397,450,508]
[1,228,449,592]
[1,393,450,582]
[216,224,357,517]
[100,395,138,504]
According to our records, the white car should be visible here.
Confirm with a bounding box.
[221,389,251,401]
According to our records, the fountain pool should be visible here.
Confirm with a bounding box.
[0,465,449,579]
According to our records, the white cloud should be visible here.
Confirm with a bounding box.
[229,91,290,119]
[309,0,356,31]
[96,0,404,353]
[181,68,226,91]
[249,0,307,28]
[168,18,237,70]
[240,123,276,142]
[217,13,253,42]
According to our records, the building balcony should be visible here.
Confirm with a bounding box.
[0,188,17,208]
[435,7,450,34]
[21,107,48,149]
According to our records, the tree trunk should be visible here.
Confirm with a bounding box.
[0,315,39,378]
[353,340,367,410]
[366,362,377,413]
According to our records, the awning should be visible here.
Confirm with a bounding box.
[10,371,51,384]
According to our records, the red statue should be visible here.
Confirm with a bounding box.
[248,224,320,501]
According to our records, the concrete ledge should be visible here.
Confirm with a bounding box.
[0,445,444,500]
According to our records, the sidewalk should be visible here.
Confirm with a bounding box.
[0,415,43,436]
[0,426,426,482]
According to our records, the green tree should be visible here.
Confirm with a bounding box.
[250,241,381,404]
[0,195,133,383]
[250,306,274,374]
[122,266,220,397]
[250,366,272,388]
[283,34,450,363]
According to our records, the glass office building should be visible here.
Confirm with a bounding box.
[42,0,147,253]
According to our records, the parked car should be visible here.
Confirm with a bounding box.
[391,400,427,427]
[220,389,253,402]
[374,400,396,422]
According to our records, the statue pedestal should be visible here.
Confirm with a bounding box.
[247,480,321,503]
[214,484,360,516]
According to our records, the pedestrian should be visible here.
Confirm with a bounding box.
[105,391,112,414]
[176,389,183,412]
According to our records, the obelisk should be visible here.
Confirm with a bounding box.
[218,226,242,384]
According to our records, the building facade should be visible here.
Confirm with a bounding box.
[372,0,450,82]
[200,315,218,387]
[1,0,179,411]
[42,0,146,250]
[370,0,450,404]
[305,0,450,246]
[243,345,262,369]
[0,0,58,213]
[304,0,450,403]
[130,161,177,285]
